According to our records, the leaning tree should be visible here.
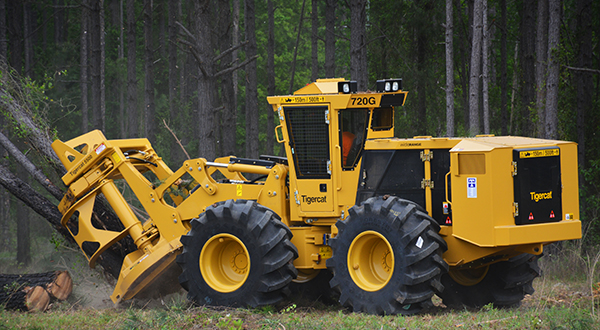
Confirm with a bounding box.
[0,61,132,279]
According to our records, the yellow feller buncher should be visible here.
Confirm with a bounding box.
[52,78,581,314]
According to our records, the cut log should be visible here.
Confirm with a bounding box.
[0,271,73,311]
[25,286,50,312]
[46,271,73,300]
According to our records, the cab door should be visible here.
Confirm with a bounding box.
[284,105,334,214]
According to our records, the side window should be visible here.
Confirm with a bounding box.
[284,106,330,178]
[340,109,369,169]
[371,107,394,131]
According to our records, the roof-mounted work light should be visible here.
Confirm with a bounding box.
[338,80,357,94]
[376,79,403,93]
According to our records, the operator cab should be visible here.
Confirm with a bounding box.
[267,78,406,221]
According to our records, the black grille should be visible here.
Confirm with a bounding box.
[285,106,330,178]
[513,147,562,225]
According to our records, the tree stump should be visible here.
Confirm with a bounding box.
[0,271,73,311]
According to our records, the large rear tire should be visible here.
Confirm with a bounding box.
[327,196,448,315]
[176,199,298,307]
[440,253,541,308]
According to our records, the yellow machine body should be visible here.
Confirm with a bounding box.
[52,78,581,304]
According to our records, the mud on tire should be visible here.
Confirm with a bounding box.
[326,196,448,315]
[176,199,298,308]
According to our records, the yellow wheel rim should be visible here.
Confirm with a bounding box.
[293,269,321,283]
[200,233,250,293]
[449,266,489,286]
[347,230,394,292]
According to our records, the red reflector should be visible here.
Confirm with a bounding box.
[529,213,534,220]
[550,211,555,218]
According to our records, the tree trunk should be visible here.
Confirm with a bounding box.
[245,0,259,158]
[482,0,490,134]
[311,0,318,81]
[100,1,106,133]
[81,0,89,133]
[7,0,23,73]
[325,0,336,77]
[509,42,519,134]
[288,0,306,94]
[499,0,508,135]
[458,0,470,133]
[168,0,180,160]
[520,0,536,136]
[118,0,125,138]
[126,0,138,138]
[445,0,454,137]
[469,0,483,136]
[0,131,63,200]
[90,0,104,131]
[195,0,216,160]
[350,0,368,90]
[416,19,428,135]
[144,0,155,143]
[0,144,9,252]
[576,0,592,173]
[535,0,548,138]
[0,62,135,279]
[0,0,7,60]
[0,271,72,311]
[16,163,31,266]
[544,0,560,139]
[23,1,34,79]
[216,0,234,158]
[266,0,275,155]
[54,0,66,44]
[232,0,240,138]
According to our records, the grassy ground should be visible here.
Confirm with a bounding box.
[2,245,600,329]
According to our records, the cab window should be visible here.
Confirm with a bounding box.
[340,109,369,169]
[371,107,394,131]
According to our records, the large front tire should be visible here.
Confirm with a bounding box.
[440,253,541,308]
[176,199,298,307]
[327,196,448,315]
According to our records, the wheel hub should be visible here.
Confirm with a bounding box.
[200,233,250,293]
[448,266,489,286]
[347,230,394,292]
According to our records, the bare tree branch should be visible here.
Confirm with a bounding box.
[162,119,191,160]
[214,55,259,79]
[175,21,196,43]
[564,65,600,75]
[214,40,248,62]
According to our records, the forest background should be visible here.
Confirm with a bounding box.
[0,0,598,275]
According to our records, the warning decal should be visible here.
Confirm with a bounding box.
[236,184,243,197]
[519,148,560,159]
[467,177,477,198]
[280,96,325,104]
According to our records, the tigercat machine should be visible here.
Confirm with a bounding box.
[52,78,581,314]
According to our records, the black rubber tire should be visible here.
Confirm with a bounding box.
[176,199,298,308]
[288,269,339,306]
[440,253,541,308]
[326,196,448,315]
